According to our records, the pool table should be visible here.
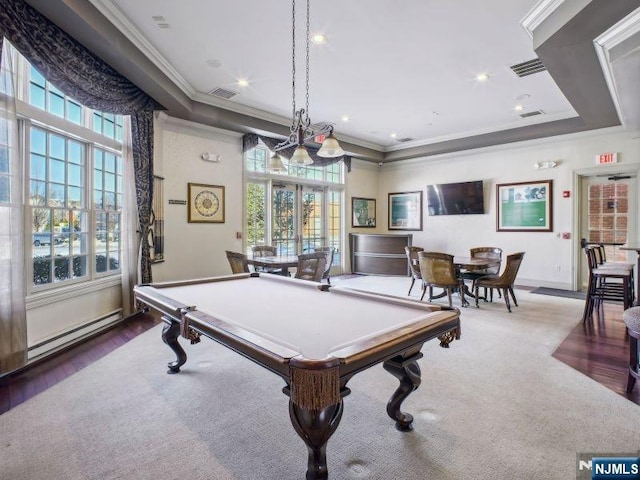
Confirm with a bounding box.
[134,273,461,480]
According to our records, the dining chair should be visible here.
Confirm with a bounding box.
[418,251,465,307]
[226,250,250,274]
[252,245,282,274]
[462,247,502,301]
[473,252,525,312]
[294,252,327,282]
[404,246,424,296]
[582,246,634,322]
[314,247,334,284]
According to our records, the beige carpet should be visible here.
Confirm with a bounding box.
[1,276,639,480]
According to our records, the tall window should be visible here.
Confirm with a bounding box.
[6,44,125,290]
[29,66,82,124]
[0,119,9,204]
[244,145,344,269]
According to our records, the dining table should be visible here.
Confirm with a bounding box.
[247,254,299,276]
[412,256,500,306]
[619,245,640,305]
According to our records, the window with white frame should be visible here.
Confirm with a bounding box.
[6,44,125,290]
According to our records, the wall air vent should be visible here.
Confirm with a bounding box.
[520,110,544,118]
[207,87,238,100]
[509,58,546,77]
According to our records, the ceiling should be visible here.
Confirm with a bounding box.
[24,0,640,161]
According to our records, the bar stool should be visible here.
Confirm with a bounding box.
[623,307,640,393]
[582,246,635,322]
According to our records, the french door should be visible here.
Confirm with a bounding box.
[271,183,331,255]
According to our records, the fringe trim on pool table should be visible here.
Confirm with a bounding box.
[290,366,341,410]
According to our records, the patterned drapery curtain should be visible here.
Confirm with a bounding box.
[242,133,352,172]
[0,37,27,374]
[0,0,160,285]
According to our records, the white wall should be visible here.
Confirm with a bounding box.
[345,158,383,236]
[151,114,640,290]
[378,128,640,289]
[152,114,245,282]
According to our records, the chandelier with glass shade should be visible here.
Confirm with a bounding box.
[267,0,344,173]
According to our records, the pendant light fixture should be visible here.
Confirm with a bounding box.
[273,0,344,165]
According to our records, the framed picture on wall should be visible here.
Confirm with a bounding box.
[352,197,376,227]
[388,191,423,231]
[188,182,225,223]
[496,180,552,232]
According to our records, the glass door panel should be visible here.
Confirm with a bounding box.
[272,185,297,255]
[327,190,342,268]
[301,186,324,253]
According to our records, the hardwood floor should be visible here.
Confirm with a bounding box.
[552,302,639,404]
[0,312,161,415]
[0,294,638,416]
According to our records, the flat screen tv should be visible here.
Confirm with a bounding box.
[426,180,485,215]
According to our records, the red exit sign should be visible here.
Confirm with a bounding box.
[596,152,618,164]
[314,134,326,144]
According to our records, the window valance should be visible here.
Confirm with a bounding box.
[242,133,351,172]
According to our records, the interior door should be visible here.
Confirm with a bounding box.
[578,174,637,290]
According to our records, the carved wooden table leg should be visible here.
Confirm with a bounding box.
[161,318,187,374]
[383,352,423,431]
[288,397,344,480]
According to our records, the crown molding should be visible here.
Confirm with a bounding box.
[594,8,640,132]
[521,0,566,38]
[381,125,627,168]
[88,0,196,98]
[383,111,578,153]
[192,92,385,152]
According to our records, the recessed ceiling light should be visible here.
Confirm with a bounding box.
[390,132,397,138]
[312,34,327,44]
[341,115,349,122]
[476,72,490,82]
[514,104,525,112]
[237,79,249,88]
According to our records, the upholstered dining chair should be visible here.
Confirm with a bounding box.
[294,252,327,282]
[473,252,525,312]
[462,247,502,300]
[251,245,282,274]
[314,247,335,284]
[418,251,465,307]
[404,246,424,296]
[226,250,250,274]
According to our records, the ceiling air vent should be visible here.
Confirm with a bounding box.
[152,16,171,29]
[207,87,238,100]
[520,110,545,118]
[509,58,546,77]
[395,137,414,143]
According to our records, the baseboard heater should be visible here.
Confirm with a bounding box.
[27,309,123,363]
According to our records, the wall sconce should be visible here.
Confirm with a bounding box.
[534,160,558,169]
[201,152,221,163]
